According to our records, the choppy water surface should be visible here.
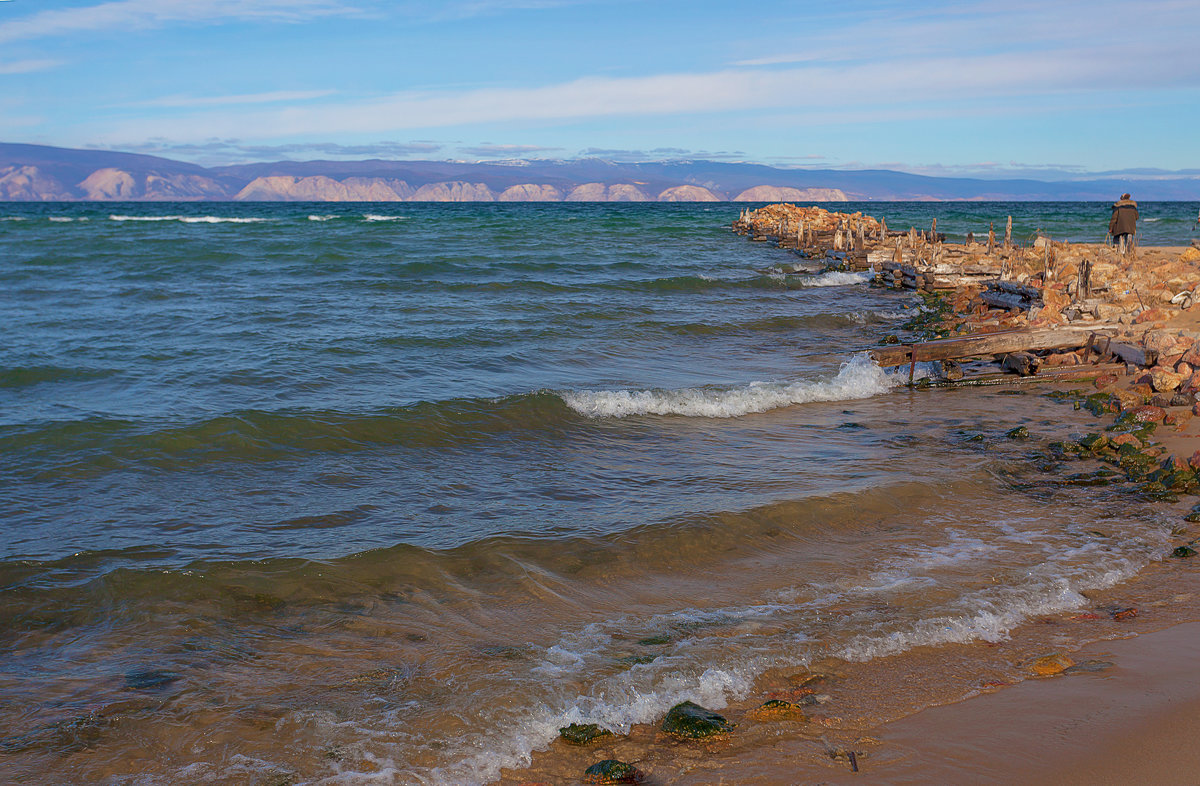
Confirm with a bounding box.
[0,202,1195,783]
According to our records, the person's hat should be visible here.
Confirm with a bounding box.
[1121,193,1131,200]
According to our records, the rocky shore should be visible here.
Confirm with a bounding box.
[495,204,1200,785]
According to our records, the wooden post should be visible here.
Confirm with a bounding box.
[857,221,866,249]
[880,217,888,240]
[988,223,996,254]
[908,226,917,248]
[931,218,938,245]
[797,220,804,247]
[1005,216,1013,249]
[966,231,975,245]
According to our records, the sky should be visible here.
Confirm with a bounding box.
[1,0,1198,178]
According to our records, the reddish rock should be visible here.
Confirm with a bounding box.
[1190,450,1200,471]
[1094,373,1118,389]
[1151,367,1185,392]
[1131,405,1167,424]
[1144,330,1178,354]
[1112,390,1145,410]
[1178,362,1194,378]
[1131,382,1154,397]
[1135,308,1170,324]
[1110,433,1141,447]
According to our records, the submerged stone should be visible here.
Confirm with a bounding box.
[636,634,670,647]
[583,760,644,784]
[1028,653,1074,676]
[1006,425,1030,440]
[559,723,615,745]
[1172,545,1197,558]
[747,699,809,722]
[1064,660,1115,674]
[661,701,734,739]
[124,670,181,691]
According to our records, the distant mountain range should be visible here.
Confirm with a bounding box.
[1,143,1197,202]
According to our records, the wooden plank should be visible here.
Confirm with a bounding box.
[868,328,1110,368]
[914,362,1127,388]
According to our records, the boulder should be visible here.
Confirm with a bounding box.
[1131,405,1167,424]
[1151,367,1185,392]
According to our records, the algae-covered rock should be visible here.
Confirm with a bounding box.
[661,701,734,739]
[1184,512,1200,523]
[583,759,644,784]
[559,723,615,745]
[1028,653,1074,676]
[1006,425,1030,440]
[1173,545,1197,558]
[746,699,808,722]
[1078,433,1108,452]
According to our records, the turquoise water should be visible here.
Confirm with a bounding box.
[0,201,1189,783]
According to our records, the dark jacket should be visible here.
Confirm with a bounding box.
[1109,199,1138,236]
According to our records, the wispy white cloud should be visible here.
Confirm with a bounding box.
[122,90,336,109]
[0,58,63,74]
[95,37,1200,143]
[110,138,445,165]
[457,143,564,157]
[0,0,354,44]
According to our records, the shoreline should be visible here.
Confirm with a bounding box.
[498,206,1200,784]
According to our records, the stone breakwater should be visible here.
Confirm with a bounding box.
[736,202,1200,473]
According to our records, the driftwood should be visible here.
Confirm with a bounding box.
[869,328,1110,368]
[980,291,1031,311]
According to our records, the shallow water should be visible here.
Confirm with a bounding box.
[0,201,1194,784]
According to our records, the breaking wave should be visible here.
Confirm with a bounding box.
[562,354,897,418]
[108,215,274,224]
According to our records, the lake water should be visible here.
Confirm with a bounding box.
[1,201,1196,783]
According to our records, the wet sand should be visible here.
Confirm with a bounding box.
[873,620,1200,785]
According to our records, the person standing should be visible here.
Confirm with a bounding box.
[1109,193,1138,254]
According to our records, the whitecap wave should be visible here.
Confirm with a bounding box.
[109,215,272,224]
[799,270,873,287]
[562,353,898,418]
[0,217,26,222]
[363,214,406,222]
[307,214,337,221]
[48,217,89,222]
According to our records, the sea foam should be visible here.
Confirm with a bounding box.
[562,353,897,418]
[798,270,873,287]
[109,215,272,224]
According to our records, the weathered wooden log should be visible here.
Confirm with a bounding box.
[1005,216,1013,249]
[868,328,1109,368]
[980,291,1032,311]
[917,362,1127,388]
[987,223,996,254]
[992,280,1042,299]
[1074,258,1092,303]
[879,217,888,240]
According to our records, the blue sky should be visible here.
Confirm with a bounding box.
[1,0,1198,177]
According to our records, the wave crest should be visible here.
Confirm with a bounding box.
[562,354,896,418]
